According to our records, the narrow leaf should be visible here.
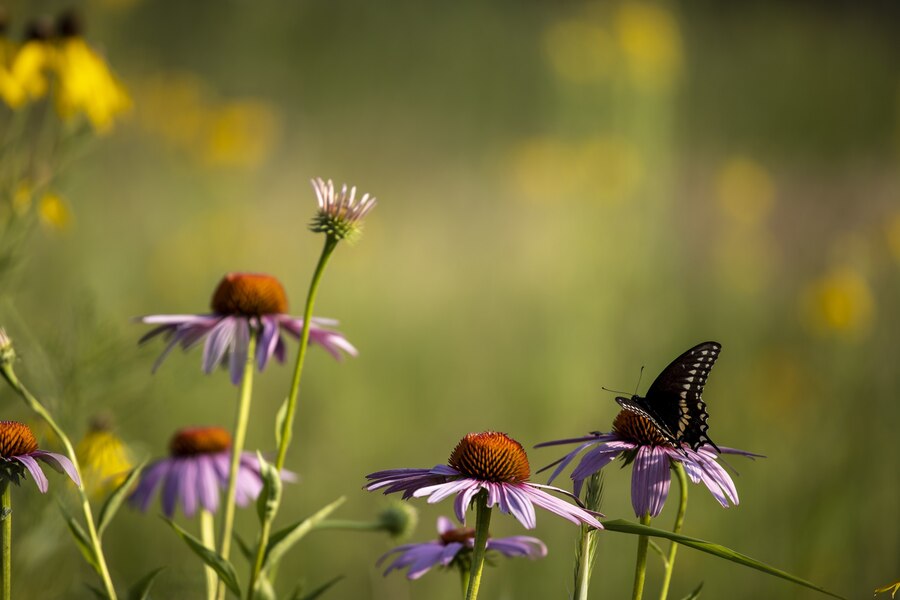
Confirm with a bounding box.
[98,461,146,537]
[264,497,346,573]
[680,581,703,600]
[250,573,277,600]
[164,518,241,596]
[602,519,846,599]
[291,576,344,600]
[233,533,253,561]
[59,505,101,575]
[255,451,282,526]
[127,567,166,600]
[275,397,290,449]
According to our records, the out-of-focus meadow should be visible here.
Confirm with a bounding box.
[1,1,898,598]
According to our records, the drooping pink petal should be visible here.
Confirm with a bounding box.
[14,455,48,493]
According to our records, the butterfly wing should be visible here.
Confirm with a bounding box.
[618,341,722,451]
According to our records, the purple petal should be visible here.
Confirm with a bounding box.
[631,446,671,518]
[31,451,81,487]
[14,455,48,493]
[162,459,186,518]
[229,317,250,385]
[130,459,171,512]
[519,484,603,529]
[488,536,547,559]
[570,441,634,482]
[436,516,455,535]
[202,318,236,374]
[257,316,280,371]
[534,433,619,448]
[180,459,199,517]
[196,455,221,514]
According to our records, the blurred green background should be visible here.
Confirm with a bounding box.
[1,0,899,598]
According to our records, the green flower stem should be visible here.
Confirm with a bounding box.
[631,512,653,600]
[215,332,258,600]
[247,236,338,597]
[200,510,217,600]
[464,493,492,600]
[0,364,118,600]
[659,462,688,600]
[459,565,470,598]
[1,481,10,600]
[574,523,596,600]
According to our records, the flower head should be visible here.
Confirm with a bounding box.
[129,425,295,518]
[309,178,376,242]
[76,415,134,498]
[137,272,357,385]
[365,431,603,530]
[536,410,761,518]
[378,516,547,580]
[0,421,80,493]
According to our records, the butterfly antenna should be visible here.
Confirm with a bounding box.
[601,386,632,396]
[633,365,645,396]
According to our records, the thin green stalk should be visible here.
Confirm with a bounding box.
[200,510,217,600]
[0,365,118,600]
[631,513,653,600]
[247,237,338,597]
[574,524,595,600]
[1,481,10,600]
[464,493,492,600]
[659,462,688,600]
[312,520,386,532]
[215,333,258,600]
[459,565,470,598]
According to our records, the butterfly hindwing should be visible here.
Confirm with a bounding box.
[617,341,722,451]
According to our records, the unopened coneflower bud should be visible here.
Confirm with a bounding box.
[56,9,82,38]
[309,177,377,242]
[376,501,419,539]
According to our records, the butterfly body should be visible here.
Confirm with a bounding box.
[615,341,722,452]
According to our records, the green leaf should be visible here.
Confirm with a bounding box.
[59,505,101,576]
[275,397,290,449]
[98,461,146,537]
[264,497,346,573]
[233,532,253,562]
[255,451,282,526]
[290,576,344,600]
[84,584,108,599]
[680,582,704,600]
[164,518,241,596]
[127,567,166,600]
[602,519,847,599]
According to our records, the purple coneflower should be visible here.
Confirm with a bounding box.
[379,516,547,580]
[365,431,603,530]
[129,426,295,518]
[0,420,79,492]
[536,410,760,518]
[138,272,357,385]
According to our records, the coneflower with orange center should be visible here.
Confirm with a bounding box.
[0,420,79,492]
[128,426,295,518]
[536,410,760,518]
[365,431,602,530]
[137,272,357,385]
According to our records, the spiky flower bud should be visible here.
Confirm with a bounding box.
[308,177,376,242]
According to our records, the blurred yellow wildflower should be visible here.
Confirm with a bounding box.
[12,183,33,216]
[716,157,776,227]
[509,135,641,205]
[886,213,900,264]
[802,266,874,338]
[38,193,73,230]
[76,416,134,498]
[542,19,614,83]
[54,36,131,132]
[614,2,683,91]
[201,101,278,168]
[0,39,54,108]
[135,72,278,169]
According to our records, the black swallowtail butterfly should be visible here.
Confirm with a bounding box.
[615,341,722,452]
